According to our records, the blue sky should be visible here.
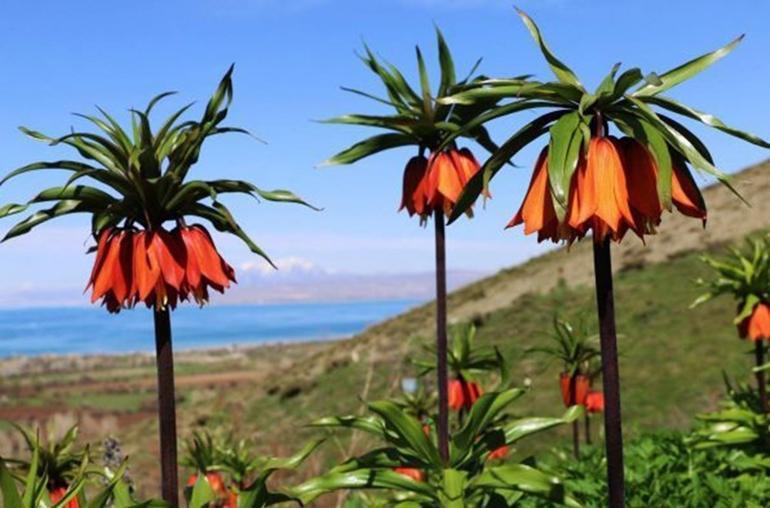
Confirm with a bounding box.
[0,0,769,293]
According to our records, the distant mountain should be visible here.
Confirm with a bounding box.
[223,258,487,303]
[0,259,488,308]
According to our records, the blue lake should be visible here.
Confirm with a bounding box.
[0,299,420,357]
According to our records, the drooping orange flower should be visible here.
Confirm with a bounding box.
[87,224,236,313]
[400,155,430,217]
[424,148,481,216]
[507,147,561,242]
[672,163,707,221]
[510,136,708,244]
[568,137,637,242]
[619,138,663,235]
[448,377,483,411]
[393,467,424,482]
[560,373,590,407]
[488,445,509,461]
[585,391,605,414]
[738,302,770,341]
[49,486,79,508]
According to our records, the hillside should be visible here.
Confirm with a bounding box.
[2,159,770,501]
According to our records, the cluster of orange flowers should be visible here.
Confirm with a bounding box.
[739,302,770,341]
[400,148,481,218]
[86,224,236,313]
[511,136,706,243]
[560,372,603,414]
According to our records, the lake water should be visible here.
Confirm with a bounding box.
[0,300,420,357]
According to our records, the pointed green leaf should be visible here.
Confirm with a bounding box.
[634,35,744,96]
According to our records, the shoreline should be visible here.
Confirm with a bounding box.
[0,336,338,378]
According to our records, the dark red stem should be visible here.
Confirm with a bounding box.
[434,209,450,464]
[593,238,625,507]
[756,340,768,413]
[154,307,179,506]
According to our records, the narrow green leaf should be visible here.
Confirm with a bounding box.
[642,95,770,148]
[435,26,456,97]
[634,35,744,96]
[516,9,584,90]
[320,133,414,166]
[547,111,583,216]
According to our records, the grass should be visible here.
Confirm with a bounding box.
[65,392,152,413]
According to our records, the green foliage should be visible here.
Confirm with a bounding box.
[694,235,770,323]
[181,429,323,507]
[414,323,509,386]
[0,68,314,265]
[0,429,159,508]
[293,390,582,506]
[526,317,600,377]
[322,27,510,166]
[442,10,769,223]
[688,374,770,457]
[519,433,770,508]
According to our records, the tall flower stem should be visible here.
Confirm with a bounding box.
[592,238,625,508]
[585,414,592,445]
[570,375,580,459]
[434,209,450,463]
[154,307,179,506]
[755,341,768,413]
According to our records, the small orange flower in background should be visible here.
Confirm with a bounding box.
[86,225,236,313]
[560,373,590,407]
[448,378,483,411]
[585,391,605,414]
[488,446,509,461]
[393,467,424,482]
[186,472,227,496]
[49,487,79,508]
[738,302,770,341]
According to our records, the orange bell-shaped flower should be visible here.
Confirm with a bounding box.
[507,147,562,242]
[738,302,770,341]
[488,445,509,461]
[448,377,483,411]
[424,148,481,216]
[400,155,430,217]
[672,164,707,221]
[560,372,590,407]
[585,390,605,414]
[619,138,663,235]
[87,224,236,313]
[568,136,637,242]
[393,467,424,482]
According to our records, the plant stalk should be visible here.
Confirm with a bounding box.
[570,374,580,459]
[755,340,768,413]
[434,209,450,464]
[154,307,179,507]
[585,413,592,445]
[592,238,625,508]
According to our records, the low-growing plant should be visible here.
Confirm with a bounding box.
[181,430,323,508]
[0,429,153,508]
[292,389,582,506]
